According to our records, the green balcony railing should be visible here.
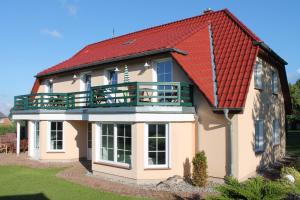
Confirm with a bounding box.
[13,82,193,111]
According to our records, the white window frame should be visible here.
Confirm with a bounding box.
[96,123,132,168]
[153,58,173,83]
[144,123,170,169]
[34,121,40,149]
[47,121,64,152]
[255,119,264,152]
[45,80,53,93]
[272,70,279,94]
[254,58,263,90]
[273,119,280,146]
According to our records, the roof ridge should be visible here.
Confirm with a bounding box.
[84,9,226,48]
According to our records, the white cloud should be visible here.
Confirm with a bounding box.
[66,4,78,16]
[40,29,63,39]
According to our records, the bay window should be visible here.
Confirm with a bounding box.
[99,124,132,166]
[145,123,169,168]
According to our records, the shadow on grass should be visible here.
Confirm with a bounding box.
[0,193,49,200]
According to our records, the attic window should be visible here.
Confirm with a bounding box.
[122,39,136,45]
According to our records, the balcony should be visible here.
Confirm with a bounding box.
[14,82,193,111]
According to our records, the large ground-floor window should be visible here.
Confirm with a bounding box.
[49,121,63,151]
[145,123,169,168]
[99,123,132,166]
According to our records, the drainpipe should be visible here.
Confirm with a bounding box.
[224,109,234,176]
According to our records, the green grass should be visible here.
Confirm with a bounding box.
[0,124,16,135]
[0,166,147,200]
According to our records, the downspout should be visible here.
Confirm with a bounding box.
[223,108,234,176]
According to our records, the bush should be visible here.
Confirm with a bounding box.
[281,167,300,182]
[0,124,16,135]
[207,176,292,200]
[192,151,208,187]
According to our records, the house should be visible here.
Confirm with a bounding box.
[12,9,291,183]
[0,112,11,125]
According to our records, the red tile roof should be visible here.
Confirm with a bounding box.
[34,9,290,110]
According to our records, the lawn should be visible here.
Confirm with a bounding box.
[287,131,300,170]
[0,166,147,200]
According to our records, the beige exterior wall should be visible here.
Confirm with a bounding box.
[235,57,286,180]
[193,90,229,178]
[38,120,87,161]
[92,122,195,183]
[37,57,191,93]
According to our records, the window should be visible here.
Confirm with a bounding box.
[99,124,131,165]
[146,124,169,168]
[88,122,92,149]
[108,70,118,85]
[254,59,263,89]
[272,71,279,94]
[34,121,40,149]
[85,74,92,92]
[273,119,280,146]
[46,81,53,93]
[49,122,63,151]
[157,60,173,83]
[255,120,264,152]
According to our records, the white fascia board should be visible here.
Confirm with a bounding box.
[13,113,195,122]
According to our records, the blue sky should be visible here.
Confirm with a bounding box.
[0,0,299,114]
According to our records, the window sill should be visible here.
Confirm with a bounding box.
[144,167,171,170]
[254,87,263,91]
[93,161,131,170]
[46,150,65,153]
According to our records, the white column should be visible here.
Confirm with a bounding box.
[16,121,21,155]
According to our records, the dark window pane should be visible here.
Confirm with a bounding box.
[117,124,124,136]
[125,138,131,151]
[51,141,56,149]
[157,152,166,164]
[88,123,92,133]
[125,125,131,137]
[157,124,165,137]
[108,124,114,136]
[101,147,108,160]
[157,138,166,151]
[164,61,172,74]
[51,122,56,130]
[125,151,131,164]
[57,141,63,150]
[117,137,124,150]
[117,150,124,163]
[57,132,63,140]
[102,124,107,135]
[88,141,92,148]
[158,74,165,82]
[108,136,114,148]
[148,152,156,165]
[148,138,156,151]
[88,132,92,140]
[148,125,156,137]
[108,149,114,161]
[102,136,107,147]
[57,122,63,131]
[51,131,56,140]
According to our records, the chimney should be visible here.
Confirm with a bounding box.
[203,8,213,14]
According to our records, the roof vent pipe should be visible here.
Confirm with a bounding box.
[203,8,213,14]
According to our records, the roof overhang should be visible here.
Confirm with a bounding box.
[36,47,188,78]
[253,41,288,65]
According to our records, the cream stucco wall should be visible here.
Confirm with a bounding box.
[235,57,286,180]
[92,122,195,183]
[37,57,191,93]
[38,120,87,161]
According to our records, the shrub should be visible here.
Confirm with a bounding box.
[281,167,300,182]
[192,151,208,187]
[0,124,16,135]
[207,176,292,200]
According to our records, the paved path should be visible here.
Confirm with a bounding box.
[0,154,205,200]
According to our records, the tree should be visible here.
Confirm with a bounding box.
[288,79,300,129]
